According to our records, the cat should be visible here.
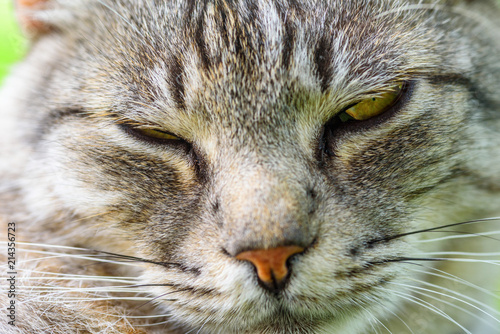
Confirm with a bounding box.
[1,0,500,333]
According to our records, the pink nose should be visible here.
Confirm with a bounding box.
[236,245,304,290]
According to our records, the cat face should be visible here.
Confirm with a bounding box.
[8,0,500,333]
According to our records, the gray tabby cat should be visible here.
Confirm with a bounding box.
[0,0,499,333]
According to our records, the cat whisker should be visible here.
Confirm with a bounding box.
[20,291,151,300]
[417,257,500,266]
[418,230,500,243]
[368,314,387,334]
[94,250,200,273]
[386,289,471,334]
[416,251,500,257]
[133,318,175,327]
[390,281,500,325]
[361,295,398,334]
[19,293,156,303]
[417,230,500,244]
[368,257,445,266]
[400,288,494,331]
[14,286,146,296]
[361,304,384,334]
[124,283,176,288]
[8,242,191,271]
[372,299,416,334]
[384,256,500,268]
[14,284,146,293]
[10,249,147,267]
[370,217,500,244]
[15,242,98,251]
[405,265,500,301]
[195,316,212,334]
[135,288,190,310]
[12,269,140,282]
[111,313,171,320]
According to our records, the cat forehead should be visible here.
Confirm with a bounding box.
[74,0,439,125]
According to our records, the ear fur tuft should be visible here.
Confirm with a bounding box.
[16,0,52,37]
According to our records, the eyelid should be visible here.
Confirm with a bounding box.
[339,82,406,122]
[119,123,185,145]
[138,128,181,140]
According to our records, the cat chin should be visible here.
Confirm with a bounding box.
[146,271,401,334]
[164,302,372,334]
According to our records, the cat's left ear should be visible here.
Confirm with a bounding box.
[15,0,53,38]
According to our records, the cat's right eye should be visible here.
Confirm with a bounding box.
[133,128,181,141]
[120,124,185,146]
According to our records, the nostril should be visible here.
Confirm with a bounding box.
[235,245,305,292]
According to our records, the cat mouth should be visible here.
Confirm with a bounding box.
[141,238,403,328]
[155,285,378,333]
[147,270,396,332]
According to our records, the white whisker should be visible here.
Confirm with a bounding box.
[13,270,140,282]
[15,286,147,294]
[371,289,416,334]
[20,296,156,303]
[133,319,174,327]
[417,251,500,257]
[388,289,471,334]
[10,249,146,267]
[419,258,500,265]
[12,242,103,251]
[417,230,500,243]
[391,281,500,324]
[401,286,491,327]
[406,265,500,301]
[364,303,394,334]
[113,313,171,320]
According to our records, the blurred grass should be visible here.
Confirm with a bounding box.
[0,0,27,84]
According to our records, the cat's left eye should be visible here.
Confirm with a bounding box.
[321,81,412,156]
[338,83,404,122]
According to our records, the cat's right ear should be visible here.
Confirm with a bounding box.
[15,0,53,38]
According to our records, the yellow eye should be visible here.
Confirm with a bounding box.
[120,122,185,145]
[135,128,181,141]
[339,83,404,122]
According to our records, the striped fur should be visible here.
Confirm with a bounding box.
[1,0,500,333]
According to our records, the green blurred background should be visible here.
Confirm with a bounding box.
[0,0,26,84]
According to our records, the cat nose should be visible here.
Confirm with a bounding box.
[236,245,305,292]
